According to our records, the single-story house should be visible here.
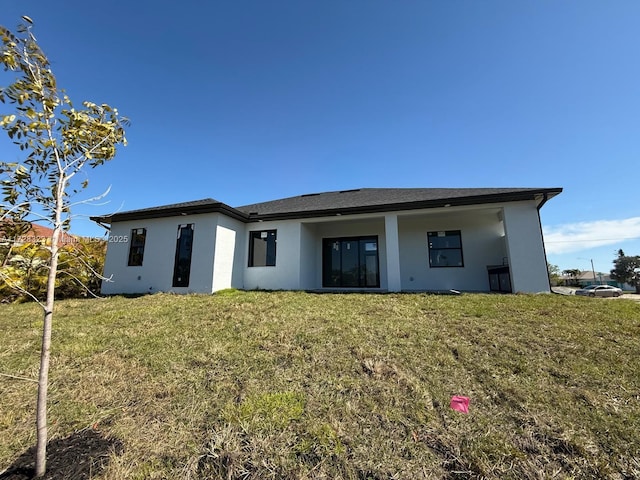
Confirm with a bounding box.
[561,271,631,289]
[91,187,562,295]
[573,271,609,287]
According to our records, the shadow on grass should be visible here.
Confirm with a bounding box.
[0,429,123,480]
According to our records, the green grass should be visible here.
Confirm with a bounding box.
[1,291,639,479]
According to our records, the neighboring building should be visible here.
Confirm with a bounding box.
[561,271,621,288]
[91,187,562,295]
[0,221,78,247]
[576,271,610,287]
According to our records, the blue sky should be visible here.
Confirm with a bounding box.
[1,1,639,275]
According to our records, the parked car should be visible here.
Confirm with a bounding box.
[574,285,623,297]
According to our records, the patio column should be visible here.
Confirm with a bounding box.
[385,214,402,292]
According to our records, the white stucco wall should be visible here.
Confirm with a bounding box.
[299,223,317,290]
[384,214,402,292]
[397,209,507,292]
[242,220,304,290]
[102,213,222,294]
[212,225,236,291]
[101,198,551,295]
[501,202,550,293]
[213,215,246,291]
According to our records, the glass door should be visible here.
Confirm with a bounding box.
[322,236,379,288]
[360,239,379,287]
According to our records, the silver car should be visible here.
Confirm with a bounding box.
[575,285,623,297]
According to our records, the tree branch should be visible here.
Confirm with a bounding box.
[56,270,102,298]
[0,372,39,383]
[0,271,45,309]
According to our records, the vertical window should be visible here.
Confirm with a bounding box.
[127,228,146,266]
[173,224,194,287]
[248,230,277,267]
[428,230,464,267]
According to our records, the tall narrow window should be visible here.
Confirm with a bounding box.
[428,230,464,267]
[128,228,146,266]
[248,230,277,267]
[173,224,194,287]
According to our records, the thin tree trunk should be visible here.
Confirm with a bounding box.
[34,193,62,478]
[35,289,53,477]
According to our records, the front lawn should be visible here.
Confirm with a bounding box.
[1,291,639,479]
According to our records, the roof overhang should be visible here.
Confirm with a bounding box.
[90,201,248,226]
[91,187,563,226]
[244,188,563,222]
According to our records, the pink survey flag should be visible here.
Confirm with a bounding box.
[450,395,470,414]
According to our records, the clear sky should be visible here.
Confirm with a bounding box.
[1,1,639,276]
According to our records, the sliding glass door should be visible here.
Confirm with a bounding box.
[322,236,379,288]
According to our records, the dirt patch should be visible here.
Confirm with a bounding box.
[0,429,123,480]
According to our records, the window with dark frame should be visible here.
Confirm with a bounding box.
[173,224,194,287]
[427,230,464,267]
[127,228,146,266]
[248,230,277,267]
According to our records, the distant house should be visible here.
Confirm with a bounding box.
[0,222,77,247]
[562,271,622,288]
[575,271,606,287]
[91,187,562,295]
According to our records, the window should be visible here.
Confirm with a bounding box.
[428,230,464,267]
[128,228,146,266]
[249,230,276,267]
[173,224,194,287]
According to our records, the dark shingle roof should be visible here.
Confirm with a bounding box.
[91,198,246,223]
[92,187,562,224]
[236,187,562,220]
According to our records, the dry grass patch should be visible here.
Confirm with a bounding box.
[1,291,639,479]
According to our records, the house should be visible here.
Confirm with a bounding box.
[574,271,608,287]
[91,187,562,295]
[561,270,629,289]
[0,221,78,248]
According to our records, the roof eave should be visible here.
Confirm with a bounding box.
[246,188,563,222]
[91,187,563,225]
[90,203,249,225]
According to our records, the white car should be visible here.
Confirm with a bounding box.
[575,285,623,297]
